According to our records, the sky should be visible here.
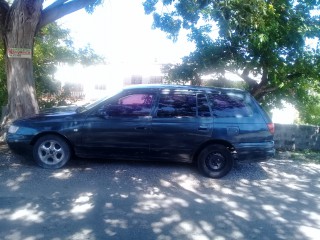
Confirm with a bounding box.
[58,0,194,64]
[54,0,195,98]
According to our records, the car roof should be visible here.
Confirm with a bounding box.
[123,84,247,94]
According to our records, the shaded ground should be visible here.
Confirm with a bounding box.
[0,143,320,240]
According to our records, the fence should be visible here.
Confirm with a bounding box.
[274,123,320,151]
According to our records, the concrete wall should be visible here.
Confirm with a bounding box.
[274,123,320,151]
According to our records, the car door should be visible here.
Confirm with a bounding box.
[78,90,155,159]
[149,89,213,162]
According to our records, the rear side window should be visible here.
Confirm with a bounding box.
[156,92,196,118]
[208,92,253,118]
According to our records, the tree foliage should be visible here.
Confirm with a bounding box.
[0,0,103,122]
[144,0,320,123]
[0,22,103,109]
[33,23,104,109]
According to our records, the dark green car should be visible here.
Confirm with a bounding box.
[6,85,275,178]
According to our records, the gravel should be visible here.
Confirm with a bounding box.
[0,143,320,240]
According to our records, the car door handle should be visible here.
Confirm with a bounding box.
[198,126,208,131]
[135,126,147,130]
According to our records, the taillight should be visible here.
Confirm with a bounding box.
[267,123,275,135]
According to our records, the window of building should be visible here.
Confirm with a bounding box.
[95,84,106,90]
[131,75,142,84]
[149,76,163,84]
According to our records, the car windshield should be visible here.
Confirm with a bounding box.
[76,95,111,113]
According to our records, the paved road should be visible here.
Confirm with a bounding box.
[0,143,320,240]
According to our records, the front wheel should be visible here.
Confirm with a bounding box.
[33,135,71,169]
[198,144,234,178]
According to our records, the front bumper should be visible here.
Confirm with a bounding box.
[6,133,33,154]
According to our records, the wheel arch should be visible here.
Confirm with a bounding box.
[30,132,75,156]
[192,139,236,163]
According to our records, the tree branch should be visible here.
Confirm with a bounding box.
[249,64,278,101]
[43,0,69,11]
[38,0,96,29]
[253,85,278,101]
[238,67,258,89]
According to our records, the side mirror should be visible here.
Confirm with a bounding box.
[96,108,109,118]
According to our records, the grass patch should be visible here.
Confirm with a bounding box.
[277,150,320,164]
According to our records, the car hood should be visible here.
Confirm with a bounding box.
[39,105,79,116]
[13,106,80,125]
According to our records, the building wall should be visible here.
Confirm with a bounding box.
[123,75,163,86]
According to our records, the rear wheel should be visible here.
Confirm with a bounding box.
[33,135,71,169]
[198,144,233,178]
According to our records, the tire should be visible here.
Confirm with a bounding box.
[198,144,234,178]
[33,135,71,169]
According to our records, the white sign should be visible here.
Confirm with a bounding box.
[8,48,32,59]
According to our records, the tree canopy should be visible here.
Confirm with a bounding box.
[0,22,103,109]
[144,0,320,123]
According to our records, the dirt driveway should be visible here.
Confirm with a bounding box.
[0,143,320,240]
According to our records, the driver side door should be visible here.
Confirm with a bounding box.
[79,90,156,160]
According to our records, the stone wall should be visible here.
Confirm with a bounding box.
[274,123,320,151]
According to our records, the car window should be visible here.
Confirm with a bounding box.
[102,93,154,117]
[197,94,211,117]
[156,92,196,118]
[208,92,253,118]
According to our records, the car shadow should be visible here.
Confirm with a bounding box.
[1,143,270,181]
[68,156,270,181]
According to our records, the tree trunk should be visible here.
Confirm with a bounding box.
[4,0,43,121]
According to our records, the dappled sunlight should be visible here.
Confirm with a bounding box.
[299,226,320,240]
[8,203,44,224]
[232,209,250,221]
[50,169,73,180]
[133,192,189,214]
[160,179,172,188]
[1,146,320,239]
[70,192,94,219]
[67,228,95,240]
[173,174,201,193]
[3,230,44,240]
[151,212,181,234]
[6,172,32,191]
[261,204,287,222]
[174,220,215,240]
[104,219,128,236]
[300,163,320,174]
[301,211,320,224]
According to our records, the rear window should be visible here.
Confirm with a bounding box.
[208,91,254,118]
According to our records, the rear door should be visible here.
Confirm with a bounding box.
[208,90,272,160]
[149,89,213,162]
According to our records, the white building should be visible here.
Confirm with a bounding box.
[55,61,164,103]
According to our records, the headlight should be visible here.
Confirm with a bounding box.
[8,125,20,134]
